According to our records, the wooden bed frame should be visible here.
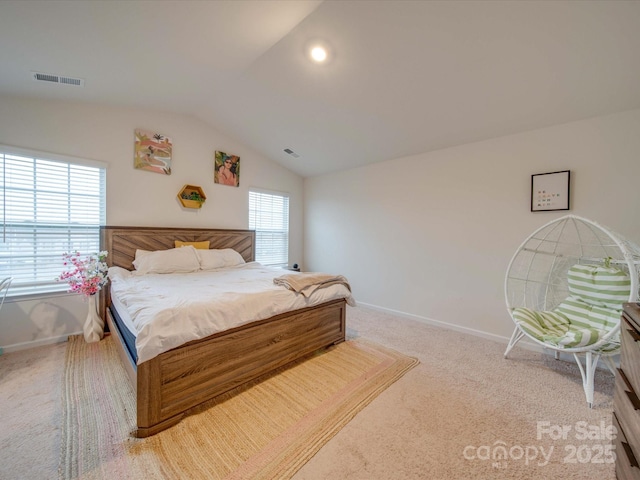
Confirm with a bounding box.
[100,226,347,438]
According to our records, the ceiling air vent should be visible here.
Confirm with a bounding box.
[284,148,300,159]
[32,71,85,87]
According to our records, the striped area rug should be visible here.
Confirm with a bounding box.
[59,335,418,479]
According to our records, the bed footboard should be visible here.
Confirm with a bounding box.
[134,298,346,437]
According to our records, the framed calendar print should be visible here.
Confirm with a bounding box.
[531,170,570,212]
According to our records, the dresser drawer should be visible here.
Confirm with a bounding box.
[621,315,640,395]
[615,368,640,465]
[613,412,640,480]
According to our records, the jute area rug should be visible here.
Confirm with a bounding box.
[59,335,418,480]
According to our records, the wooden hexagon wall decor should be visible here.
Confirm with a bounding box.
[178,184,206,209]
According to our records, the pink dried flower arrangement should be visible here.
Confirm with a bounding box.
[56,251,109,297]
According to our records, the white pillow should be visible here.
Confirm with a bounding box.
[107,266,132,281]
[132,246,200,274]
[134,249,151,260]
[198,248,246,270]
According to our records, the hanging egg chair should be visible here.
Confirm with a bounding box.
[504,215,640,407]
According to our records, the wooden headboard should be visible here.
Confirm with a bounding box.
[100,226,255,270]
[99,226,255,321]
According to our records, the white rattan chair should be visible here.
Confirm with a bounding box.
[504,215,640,407]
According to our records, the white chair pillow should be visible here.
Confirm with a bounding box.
[132,246,200,274]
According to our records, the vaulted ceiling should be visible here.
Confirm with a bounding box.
[1,0,639,177]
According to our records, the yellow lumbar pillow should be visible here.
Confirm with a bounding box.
[175,240,210,249]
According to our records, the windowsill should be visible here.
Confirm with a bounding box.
[4,290,78,303]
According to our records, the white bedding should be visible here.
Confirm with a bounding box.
[108,262,355,364]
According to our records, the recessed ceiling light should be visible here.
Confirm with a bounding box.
[310,46,327,63]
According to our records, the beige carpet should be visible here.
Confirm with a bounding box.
[59,334,418,479]
[0,306,617,479]
[0,341,65,480]
[296,307,616,480]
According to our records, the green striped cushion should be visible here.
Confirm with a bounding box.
[510,263,627,351]
[594,336,621,354]
[555,297,621,332]
[545,325,602,349]
[567,264,631,309]
[512,301,619,349]
[512,307,570,343]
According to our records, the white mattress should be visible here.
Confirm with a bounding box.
[108,262,355,364]
[110,289,137,338]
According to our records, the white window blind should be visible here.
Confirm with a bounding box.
[0,146,106,297]
[248,189,289,266]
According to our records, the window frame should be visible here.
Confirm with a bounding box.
[248,188,290,267]
[0,144,107,300]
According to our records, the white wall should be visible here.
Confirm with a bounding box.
[0,95,304,351]
[304,109,640,342]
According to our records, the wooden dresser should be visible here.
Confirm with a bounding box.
[614,303,640,480]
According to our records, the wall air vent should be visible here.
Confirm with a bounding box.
[32,71,85,87]
[284,148,300,159]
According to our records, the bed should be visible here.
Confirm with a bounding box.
[99,226,350,438]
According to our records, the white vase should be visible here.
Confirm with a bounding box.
[83,294,104,343]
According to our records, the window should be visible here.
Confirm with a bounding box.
[248,189,289,266]
[0,145,106,297]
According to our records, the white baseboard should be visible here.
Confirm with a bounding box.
[0,332,79,354]
[355,301,524,345]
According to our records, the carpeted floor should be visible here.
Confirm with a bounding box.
[0,306,616,479]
